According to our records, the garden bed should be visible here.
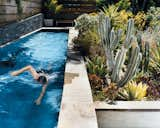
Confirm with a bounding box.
[73,1,160,127]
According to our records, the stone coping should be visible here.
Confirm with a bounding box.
[57,28,98,128]
[94,101,160,110]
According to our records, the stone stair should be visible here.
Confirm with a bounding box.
[56,0,96,26]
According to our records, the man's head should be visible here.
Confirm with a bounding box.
[37,75,48,85]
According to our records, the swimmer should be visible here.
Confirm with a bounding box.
[11,65,50,105]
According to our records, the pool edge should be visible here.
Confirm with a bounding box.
[57,28,98,128]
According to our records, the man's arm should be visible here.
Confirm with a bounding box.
[11,65,39,79]
[35,84,48,105]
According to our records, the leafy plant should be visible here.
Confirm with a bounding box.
[146,7,160,27]
[74,14,100,56]
[115,0,131,10]
[134,12,146,30]
[103,83,119,102]
[135,75,160,100]
[150,44,160,72]
[88,74,104,90]
[118,81,148,101]
[86,56,107,78]
[44,0,63,18]
[96,0,106,9]
[102,5,133,30]
[98,13,142,87]
[88,74,106,101]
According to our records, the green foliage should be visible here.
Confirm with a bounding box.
[115,0,131,10]
[150,44,160,72]
[98,13,142,87]
[74,14,100,56]
[134,12,146,30]
[118,81,148,101]
[102,5,133,30]
[86,56,107,78]
[96,0,106,9]
[146,7,160,27]
[75,14,98,34]
[45,0,63,15]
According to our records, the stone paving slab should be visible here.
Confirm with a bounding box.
[57,28,98,128]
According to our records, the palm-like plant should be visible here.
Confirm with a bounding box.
[45,0,63,17]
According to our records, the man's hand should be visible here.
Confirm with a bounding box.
[35,98,41,105]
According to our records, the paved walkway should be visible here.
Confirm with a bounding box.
[57,28,98,128]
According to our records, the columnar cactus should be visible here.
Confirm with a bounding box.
[137,33,150,73]
[98,12,142,87]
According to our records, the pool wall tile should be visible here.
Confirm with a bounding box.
[0,13,43,45]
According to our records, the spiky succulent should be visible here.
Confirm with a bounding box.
[118,81,148,101]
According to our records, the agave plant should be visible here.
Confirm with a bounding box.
[150,44,160,72]
[86,56,107,78]
[118,81,148,101]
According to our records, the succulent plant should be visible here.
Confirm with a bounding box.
[86,56,107,78]
[137,33,150,73]
[103,83,119,102]
[98,12,142,87]
[150,44,160,72]
[102,5,133,30]
[118,81,148,101]
[88,74,104,91]
[146,7,160,27]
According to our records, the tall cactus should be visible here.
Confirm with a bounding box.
[137,33,150,73]
[98,12,142,87]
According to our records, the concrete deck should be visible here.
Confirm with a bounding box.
[57,28,98,128]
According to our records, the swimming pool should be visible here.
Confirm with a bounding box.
[0,30,68,128]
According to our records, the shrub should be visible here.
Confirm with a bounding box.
[146,7,160,27]
[118,81,148,101]
[86,56,107,78]
[74,14,100,56]
[102,5,133,30]
[134,12,146,30]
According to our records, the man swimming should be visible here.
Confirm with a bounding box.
[11,65,49,105]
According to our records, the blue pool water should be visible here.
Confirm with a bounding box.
[0,31,68,128]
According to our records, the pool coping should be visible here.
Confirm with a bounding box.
[57,28,98,128]
[0,27,71,48]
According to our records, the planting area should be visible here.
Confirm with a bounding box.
[73,0,160,102]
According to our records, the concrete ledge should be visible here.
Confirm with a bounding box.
[94,101,160,110]
[57,28,98,128]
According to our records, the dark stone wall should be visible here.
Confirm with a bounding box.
[0,13,43,45]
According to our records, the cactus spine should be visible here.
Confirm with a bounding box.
[98,12,142,87]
